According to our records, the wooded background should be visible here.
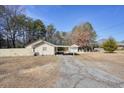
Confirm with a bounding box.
[0,5,97,51]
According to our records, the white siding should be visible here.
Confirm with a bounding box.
[35,43,55,55]
[68,44,79,53]
[69,47,78,53]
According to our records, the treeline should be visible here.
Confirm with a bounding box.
[0,5,70,48]
[0,5,97,49]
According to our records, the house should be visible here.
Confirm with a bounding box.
[26,39,80,55]
[26,40,57,55]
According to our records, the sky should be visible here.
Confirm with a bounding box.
[25,5,124,41]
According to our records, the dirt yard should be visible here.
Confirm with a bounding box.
[0,56,59,88]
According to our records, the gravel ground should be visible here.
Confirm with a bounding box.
[54,55,124,88]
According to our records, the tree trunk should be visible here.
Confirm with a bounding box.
[12,39,16,48]
[6,36,10,48]
[23,31,25,48]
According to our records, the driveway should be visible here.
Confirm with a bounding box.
[54,55,124,88]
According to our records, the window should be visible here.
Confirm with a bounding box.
[43,47,47,51]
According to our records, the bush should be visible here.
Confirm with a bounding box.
[34,52,39,56]
[102,38,117,53]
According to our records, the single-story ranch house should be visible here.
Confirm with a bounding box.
[26,39,80,55]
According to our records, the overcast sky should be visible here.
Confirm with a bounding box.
[25,5,124,41]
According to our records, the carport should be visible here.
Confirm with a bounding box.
[55,44,79,55]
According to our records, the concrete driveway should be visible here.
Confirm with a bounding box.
[54,55,124,88]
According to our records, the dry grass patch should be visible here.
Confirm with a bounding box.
[0,56,59,88]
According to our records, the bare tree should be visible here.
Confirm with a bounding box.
[71,22,97,51]
[0,5,25,48]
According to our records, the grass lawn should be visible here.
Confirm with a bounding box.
[0,56,59,88]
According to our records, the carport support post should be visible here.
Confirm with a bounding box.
[73,52,74,56]
[73,47,74,56]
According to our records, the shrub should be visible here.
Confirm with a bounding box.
[102,38,117,53]
[34,52,39,56]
